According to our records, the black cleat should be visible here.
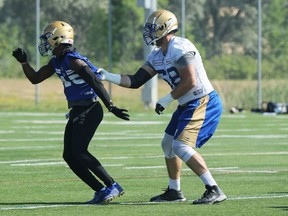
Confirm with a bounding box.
[150,187,186,202]
[193,185,227,205]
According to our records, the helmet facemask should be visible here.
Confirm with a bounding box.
[38,32,53,56]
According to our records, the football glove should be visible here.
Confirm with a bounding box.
[96,68,121,85]
[155,93,174,115]
[12,47,28,64]
[109,105,130,121]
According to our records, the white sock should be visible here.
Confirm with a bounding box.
[169,178,181,191]
[200,171,217,186]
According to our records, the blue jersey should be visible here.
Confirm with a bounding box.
[50,51,100,102]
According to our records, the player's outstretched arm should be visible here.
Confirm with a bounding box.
[97,66,155,89]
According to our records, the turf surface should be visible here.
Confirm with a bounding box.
[0,111,287,215]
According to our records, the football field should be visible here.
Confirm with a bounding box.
[0,111,287,216]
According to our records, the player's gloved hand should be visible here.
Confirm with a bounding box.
[96,68,121,85]
[155,93,174,115]
[109,105,130,121]
[12,47,28,64]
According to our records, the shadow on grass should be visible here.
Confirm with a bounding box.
[268,192,288,212]
[0,202,85,206]
[0,201,183,208]
[269,206,288,211]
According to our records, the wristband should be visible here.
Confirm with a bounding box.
[157,93,174,109]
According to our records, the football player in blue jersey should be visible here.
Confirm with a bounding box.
[12,21,129,205]
[97,10,226,204]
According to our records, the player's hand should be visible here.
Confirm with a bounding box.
[96,68,121,85]
[109,105,130,121]
[96,68,107,81]
[12,47,28,64]
[155,93,174,115]
[155,103,165,115]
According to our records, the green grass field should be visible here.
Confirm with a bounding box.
[0,111,287,216]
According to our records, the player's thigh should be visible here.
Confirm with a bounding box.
[175,93,221,148]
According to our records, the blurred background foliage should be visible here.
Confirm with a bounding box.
[0,0,288,80]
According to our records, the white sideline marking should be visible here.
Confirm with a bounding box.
[0,112,65,117]
[0,194,287,210]
[1,134,287,143]
[0,130,15,134]
[0,135,163,142]
[1,152,288,165]
[5,158,285,174]
[0,204,88,210]
[124,166,166,169]
[0,146,59,150]
[11,162,123,167]
[126,166,283,174]
[14,120,165,125]
[183,168,279,174]
[0,138,62,142]
[0,143,160,150]
[215,134,288,139]
[0,159,57,164]
[227,194,288,200]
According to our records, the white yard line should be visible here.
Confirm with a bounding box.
[10,162,123,167]
[0,194,287,210]
[14,120,166,125]
[1,134,287,143]
[2,157,287,174]
[0,151,288,165]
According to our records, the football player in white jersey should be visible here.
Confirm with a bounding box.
[98,9,226,204]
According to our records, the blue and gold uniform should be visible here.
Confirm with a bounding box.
[147,36,222,148]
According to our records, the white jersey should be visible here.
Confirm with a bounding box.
[146,36,214,105]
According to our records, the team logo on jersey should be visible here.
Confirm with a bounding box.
[193,88,204,96]
[153,60,163,66]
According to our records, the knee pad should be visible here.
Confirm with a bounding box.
[172,140,196,163]
[161,133,176,158]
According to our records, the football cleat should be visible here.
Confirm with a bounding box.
[109,182,125,198]
[192,185,227,205]
[86,187,113,205]
[150,187,186,202]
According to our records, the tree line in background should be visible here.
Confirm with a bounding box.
[0,0,287,80]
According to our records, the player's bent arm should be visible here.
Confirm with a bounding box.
[171,64,196,99]
[71,59,113,109]
[22,63,55,84]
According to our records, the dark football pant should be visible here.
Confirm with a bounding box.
[63,102,114,192]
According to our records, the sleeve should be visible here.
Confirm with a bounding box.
[174,52,196,67]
